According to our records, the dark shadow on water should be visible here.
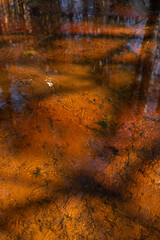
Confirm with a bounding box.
[0,0,159,239]
[0,136,159,238]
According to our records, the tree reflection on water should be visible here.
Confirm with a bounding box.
[0,0,159,239]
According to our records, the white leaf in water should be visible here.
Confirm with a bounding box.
[47,81,53,87]
[45,76,53,87]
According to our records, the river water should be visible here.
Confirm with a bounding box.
[0,0,160,239]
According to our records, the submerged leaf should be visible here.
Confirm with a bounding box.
[97,121,108,129]
[23,50,37,56]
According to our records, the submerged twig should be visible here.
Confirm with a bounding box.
[0,132,12,142]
